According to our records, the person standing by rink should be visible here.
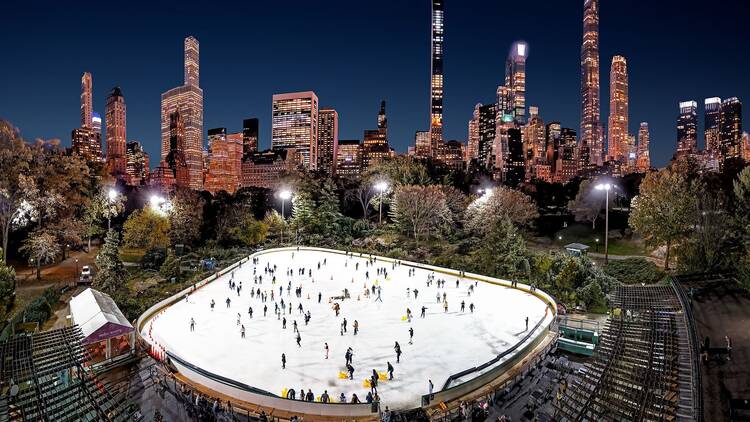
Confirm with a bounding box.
[428,379,434,395]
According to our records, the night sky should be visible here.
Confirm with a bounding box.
[1,0,748,168]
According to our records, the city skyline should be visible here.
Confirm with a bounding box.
[1,0,749,169]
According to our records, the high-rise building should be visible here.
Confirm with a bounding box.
[242,118,259,156]
[241,149,294,189]
[555,128,579,183]
[545,122,562,165]
[71,127,101,163]
[362,101,389,170]
[336,140,362,178]
[442,140,465,171]
[506,42,528,125]
[149,160,177,194]
[704,97,721,155]
[742,132,750,162]
[105,87,127,178]
[719,97,743,164]
[523,106,545,165]
[317,108,339,176]
[271,91,319,169]
[580,0,602,166]
[166,110,190,188]
[161,36,204,191]
[81,72,93,129]
[466,104,481,164]
[676,100,698,156]
[636,122,650,172]
[607,55,628,162]
[505,128,525,187]
[429,0,445,156]
[125,141,149,186]
[204,128,242,194]
[414,131,431,157]
[478,104,497,168]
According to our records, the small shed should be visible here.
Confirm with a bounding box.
[69,288,135,367]
[564,243,590,257]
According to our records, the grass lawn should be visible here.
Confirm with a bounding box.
[551,223,646,256]
[119,247,146,263]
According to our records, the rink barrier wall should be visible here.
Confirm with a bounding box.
[136,246,557,415]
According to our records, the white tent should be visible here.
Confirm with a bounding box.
[69,288,134,365]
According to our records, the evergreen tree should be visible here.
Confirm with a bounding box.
[471,216,528,279]
[93,229,125,292]
[159,249,180,281]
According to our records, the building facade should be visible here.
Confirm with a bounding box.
[704,97,721,156]
[676,100,698,156]
[81,72,93,129]
[125,141,149,186]
[719,97,742,165]
[466,104,481,164]
[317,108,339,176]
[204,128,242,194]
[105,87,127,178]
[429,0,445,156]
[336,140,362,178]
[607,55,628,162]
[271,91,319,170]
[241,149,293,189]
[242,118,259,156]
[160,36,204,191]
[580,0,602,166]
[362,101,389,170]
[636,122,650,172]
[506,41,528,125]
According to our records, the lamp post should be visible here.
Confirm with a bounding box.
[75,258,79,284]
[107,188,119,230]
[595,183,613,265]
[278,189,292,243]
[374,182,389,224]
[595,238,600,253]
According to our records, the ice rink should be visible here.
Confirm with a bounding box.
[144,248,552,409]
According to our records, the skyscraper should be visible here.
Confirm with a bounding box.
[522,106,545,180]
[505,128,525,187]
[161,36,204,191]
[125,141,149,186]
[81,72,93,129]
[719,97,743,163]
[336,140,362,178]
[580,0,602,166]
[704,97,721,155]
[318,108,339,175]
[466,104,481,164]
[242,118,259,156]
[362,101,390,170]
[205,128,242,194]
[166,110,190,188]
[271,91,319,170]
[676,100,698,156]
[429,0,445,156]
[636,122,650,172]
[414,131,431,157]
[478,103,496,168]
[105,87,127,178]
[607,55,628,162]
[506,41,528,125]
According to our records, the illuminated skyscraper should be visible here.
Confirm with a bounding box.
[703,97,721,155]
[242,118,259,156]
[506,41,528,125]
[719,97,743,163]
[478,103,496,168]
[522,106,545,179]
[166,110,190,188]
[81,72,93,129]
[607,55,628,162]
[318,108,339,175]
[676,101,698,156]
[505,128,525,187]
[161,36,204,190]
[125,141,149,186]
[204,128,242,194]
[271,91,319,169]
[415,131,431,157]
[580,0,602,166]
[429,0,445,156]
[636,122,650,172]
[466,104,481,164]
[336,140,362,178]
[363,101,389,170]
[105,87,127,178]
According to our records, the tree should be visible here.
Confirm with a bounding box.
[20,230,60,280]
[470,216,529,280]
[160,249,180,281]
[733,166,750,237]
[390,185,452,244]
[367,156,432,186]
[0,124,32,262]
[169,188,205,246]
[629,168,697,269]
[567,179,611,229]
[122,208,171,250]
[82,187,125,250]
[465,186,538,234]
[0,262,16,319]
[345,176,377,220]
[94,229,125,292]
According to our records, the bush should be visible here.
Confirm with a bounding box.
[160,250,181,281]
[141,247,167,270]
[603,258,665,285]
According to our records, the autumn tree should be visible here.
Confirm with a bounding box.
[122,208,171,250]
[20,230,60,279]
[0,124,32,262]
[390,185,452,244]
[465,186,538,234]
[629,168,697,269]
[567,179,612,229]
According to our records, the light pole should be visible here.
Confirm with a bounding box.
[149,195,172,216]
[107,188,119,230]
[375,181,389,224]
[75,258,79,284]
[595,183,613,265]
[278,189,292,243]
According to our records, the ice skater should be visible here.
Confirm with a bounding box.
[443,300,449,313]
[342,318,348,333]
[421,306,427,318]
[461,301,465,312]
[248,306,253,318]
[281,353,286,369]
[387,361,394,380]
[353,320,359,335]
[525,316,529,331]
[190,317,196,332]
[428,379,434,395]
[241,325,245,338]
[296,333,302,347]
[409,327,414,344]
[283,317,287,329]
[325,342,329,359]
[375,288,383,302]
[470,303,475,313]
[237,313,241,325]
[347,363,355,380]
[210,299,215,311]
[394,342,402,363]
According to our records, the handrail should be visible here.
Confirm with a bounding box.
[670,277,704,422]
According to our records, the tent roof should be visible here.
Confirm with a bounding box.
[564,243,590,251]
[69,288,133,342]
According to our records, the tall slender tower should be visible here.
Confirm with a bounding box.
[636,122,650,172]
[607,55,628,162]
[429,0,444,157]
[704,97,722,155]
[105,87,127,178]
[81,72,93,129]
[506,41,528,125]
[676,101,698,156]
[580,0,602,167]
[161,36,204,190]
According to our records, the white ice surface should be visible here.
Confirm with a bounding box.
[145,249,550,409]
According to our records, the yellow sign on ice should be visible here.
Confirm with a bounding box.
[363,379,372,388]
[378,372,388,381]
[281,388,287,397]
[338,371,349,379]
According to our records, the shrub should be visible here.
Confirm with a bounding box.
[141,247,167,270]
[603,258,665,285]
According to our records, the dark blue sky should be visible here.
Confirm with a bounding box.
[1,0,748,168]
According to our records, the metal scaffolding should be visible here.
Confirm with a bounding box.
[0,326,132,422]
[556,285,700,422]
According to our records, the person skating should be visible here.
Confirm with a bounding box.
[525,316,529,331]
[236,313,241,325]
[318,292,322,303]
[190,317,196,332]
[281,353,286,369]
[347,363,355,380]
[345,347,353,365]
[293,320,298,333]
[210,299,215,311]
[414,289,419,299]
[296,333,302,347]
[287,388,295,400]
[394,342,402,363]
[409,327,414,344]
[436,292,440,303]
[428,379,434,395]
[421,306,427,318]
[460,301,465,312]
[387,361,394,380]
[366,391,373,403]
[354,320,359,335]
[325,342,329,359]
[226,297,231,308]
[321,390,330,403]
[264,304,267,317]
[283,317,287,329]
[371,369,379,393]
[241,325,246,338]
[342,318,348,333]
[248,306,253,318]
[443,300,448,313]
[469,303,475,313]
